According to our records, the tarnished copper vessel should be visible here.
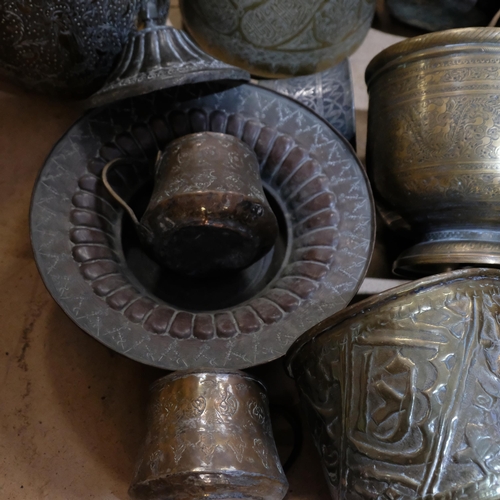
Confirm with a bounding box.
[288,268,500,500]
[366,28,500,277]
[179,0,376,78]
[103,132,278,276]
[129,370,288,500]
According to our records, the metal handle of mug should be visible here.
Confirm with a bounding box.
[269,404,303,473]
[102,158,145,226]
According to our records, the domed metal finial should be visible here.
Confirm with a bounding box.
[86,1,249,108]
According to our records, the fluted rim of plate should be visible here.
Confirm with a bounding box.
[366,27,500,87]
[286,267,500,376]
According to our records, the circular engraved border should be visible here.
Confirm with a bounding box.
[30,83,374,370]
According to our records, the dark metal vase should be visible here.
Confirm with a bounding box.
[0,0,147,98]
[179,0,376,78]
[258,60,356,144]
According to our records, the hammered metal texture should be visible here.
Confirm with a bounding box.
[179,0,376,78]
[30,83,374,370]
[365,28,500,276]
[258,60,355,143]
[0,0,148,98]
[288,268,500,500]
[129,370,288,500]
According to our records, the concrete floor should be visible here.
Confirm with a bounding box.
[0,6,404,499]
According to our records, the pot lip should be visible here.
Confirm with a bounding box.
[286,267,500,376]
[365,27,500,87]
[151,368,267,392]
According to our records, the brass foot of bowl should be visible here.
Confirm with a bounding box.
[394,229,500,277]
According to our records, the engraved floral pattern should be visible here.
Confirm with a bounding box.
[0,0,143,97]
[130,371,287,500]
[180,0,375,77]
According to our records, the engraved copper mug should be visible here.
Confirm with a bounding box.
[129,369,288,500]
[287,268,500,499]
[103,132,278,276]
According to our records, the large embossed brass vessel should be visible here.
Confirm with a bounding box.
[366,29,500,276]
[288,268,500,499]
[129,370,288,500]
[179,0,376,78]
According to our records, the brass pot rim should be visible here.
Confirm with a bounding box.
[151,368,266,392]
[286,267,500,376]
[165,131,253,149]
[365,27,500,87]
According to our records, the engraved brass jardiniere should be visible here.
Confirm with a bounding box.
[287,268,500,500]
[179,0,376,79]
[102,132,278,276]
[366,28,500,277]
[129,369,288,500]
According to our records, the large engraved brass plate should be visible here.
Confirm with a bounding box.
[30,84,374,370]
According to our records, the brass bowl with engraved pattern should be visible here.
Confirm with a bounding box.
[366,28,500,277]
[129,369,288,500]
[179,0,376,78]
[287,267,500,500]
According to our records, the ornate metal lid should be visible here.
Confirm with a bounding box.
[31,83,374,370]
[365,27,500,87]
[87,26,250,108]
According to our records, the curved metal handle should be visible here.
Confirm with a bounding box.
[102,158,141,226]
[269,404,303,473]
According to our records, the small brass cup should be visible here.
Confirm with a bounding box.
[129,369,288,500]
